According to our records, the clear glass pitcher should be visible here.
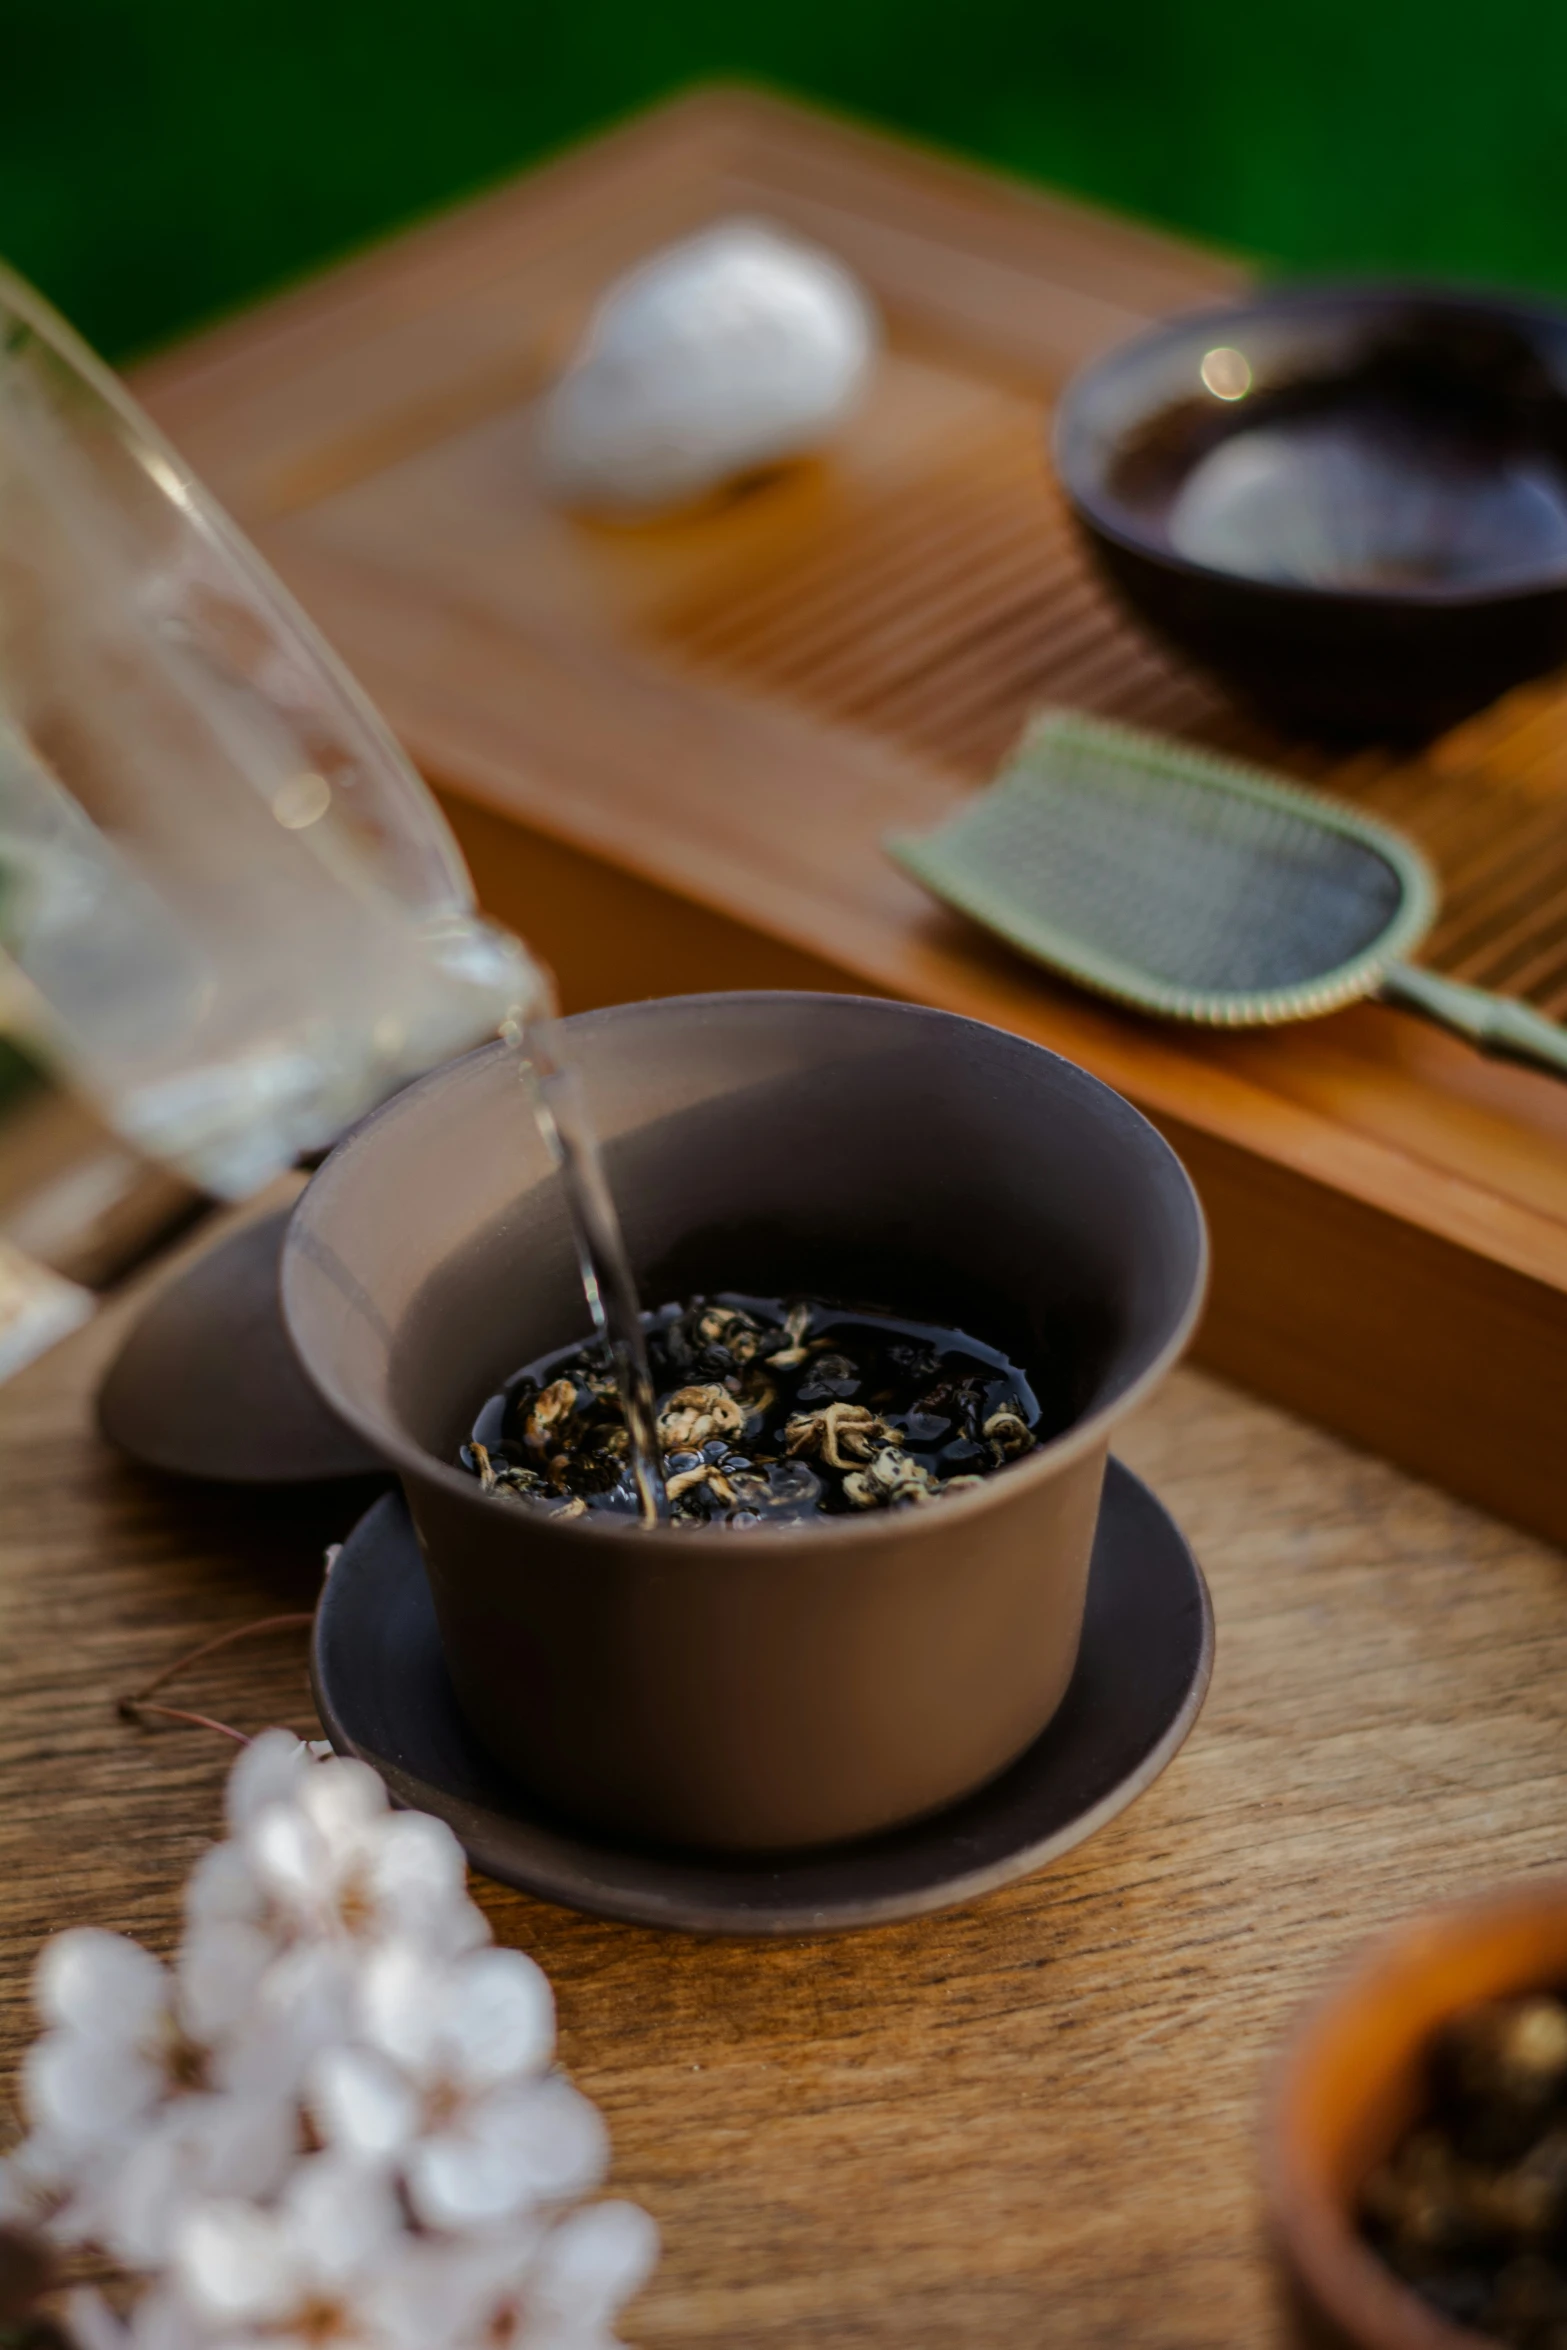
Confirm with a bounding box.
[0,262,548,1200]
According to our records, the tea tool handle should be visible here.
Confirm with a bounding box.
[1380,963,1567,1081]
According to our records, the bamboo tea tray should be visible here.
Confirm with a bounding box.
[134,88,1567,1544]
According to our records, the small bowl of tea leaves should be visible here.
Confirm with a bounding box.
[1268,1882,1567,2350]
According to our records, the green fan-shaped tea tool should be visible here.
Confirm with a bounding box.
[889,709,1567,1078]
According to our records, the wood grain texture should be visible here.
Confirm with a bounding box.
[125,89,1567,1548]
[3,1218,1567,2349]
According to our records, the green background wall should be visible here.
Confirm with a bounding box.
[1,0,1563,361]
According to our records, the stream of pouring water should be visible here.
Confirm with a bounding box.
[504,1012,667,1526]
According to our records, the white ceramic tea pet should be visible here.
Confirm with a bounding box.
[537,217,879,516]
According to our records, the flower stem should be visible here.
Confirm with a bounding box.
[118,1699,251,1745]
[116,1611,315,1745]
[122,1612,314,1703]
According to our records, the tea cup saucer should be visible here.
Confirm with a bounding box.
[310,1457,1212,1937]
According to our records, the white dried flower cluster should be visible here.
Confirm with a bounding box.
[0,1733,656,2350]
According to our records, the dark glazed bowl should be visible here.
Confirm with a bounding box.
[1054,284,1567,739]
[282,993,1206,1853]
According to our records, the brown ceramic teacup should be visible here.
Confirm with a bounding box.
[282,993,1206,1851]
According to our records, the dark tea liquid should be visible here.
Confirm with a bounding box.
[461,1293,1046,1529]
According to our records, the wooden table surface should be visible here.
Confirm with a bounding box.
[4,1206,1566,2350]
